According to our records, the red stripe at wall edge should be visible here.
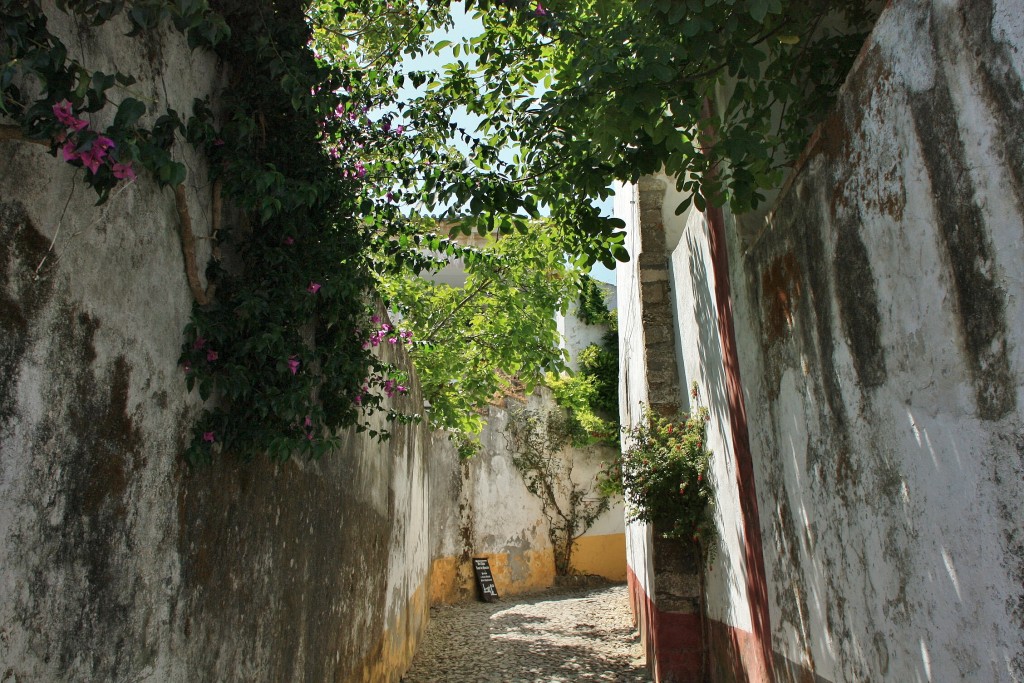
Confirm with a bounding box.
[627,565,774,682]
[705,201,774,683]
[627,565,704,682]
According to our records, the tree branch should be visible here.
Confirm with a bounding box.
[423,276,493,343]
[174,184,214,306]
[0,124,48,146]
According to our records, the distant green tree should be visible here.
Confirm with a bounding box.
[374,225,588,451]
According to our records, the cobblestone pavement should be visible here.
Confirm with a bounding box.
[401,584,653,683]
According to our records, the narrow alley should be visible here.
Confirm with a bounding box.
[401,584,652,683]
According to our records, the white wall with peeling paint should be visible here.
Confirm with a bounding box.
[0,9,433,682]
[616,1,1024,681]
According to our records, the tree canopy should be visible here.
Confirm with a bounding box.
[0,0,878,460]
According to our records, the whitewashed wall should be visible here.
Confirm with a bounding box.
[616,1,1024,681]
[428,388,626,603]
[0,8,431,681]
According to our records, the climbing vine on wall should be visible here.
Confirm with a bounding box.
[506,404,610,576]
[0,0,414,462]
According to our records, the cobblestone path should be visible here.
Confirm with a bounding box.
[401,584,653,683]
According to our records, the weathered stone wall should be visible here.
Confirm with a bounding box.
[428,388,626,605]
[0,10,429,682]
[617,1,1024,681]
[734,1,1024,679]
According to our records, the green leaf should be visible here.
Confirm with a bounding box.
[748,0,768,22]
[113,97,146,129]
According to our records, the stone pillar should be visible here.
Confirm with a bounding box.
[636,176,681,417]
[634,175,706,682]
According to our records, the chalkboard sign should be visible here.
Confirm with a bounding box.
[472,557,499,602]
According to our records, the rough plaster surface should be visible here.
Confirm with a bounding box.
[0,12,429,682]
[616,1,1024,681]
[428,388,625,603]
[733,1,1024,680]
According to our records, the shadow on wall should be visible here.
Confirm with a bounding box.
[732,14,1024,674]
[682,227,751,627]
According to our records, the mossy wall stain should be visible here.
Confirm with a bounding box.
[0,202,55,427]
[726,4,1024,679]
[174,399,426,682]
[833,215,886,390]
[4,298,147,680]
[908,56,1015,421]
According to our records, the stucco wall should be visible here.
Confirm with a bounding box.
[557,284,617,373]
[429,388,626,605]
[0,10,429,682]
[736,1,1024,680]
[617,1,1024,681]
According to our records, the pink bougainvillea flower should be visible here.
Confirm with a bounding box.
[202,431,215,443]
[381,323,392,333]
[307,281,322,294]
[385,191,394,202]
[112,162,136,181]
[193,336,206,350]
[78,136,114,174]
[79,149,103,174]
[52,100,75,126]
[395,125,405,135]
[381,120,391,133]
[371,315,381,324]
[213,138,225,146]
[535,1,548,16]
[288,356,300,375]
[93,135,115,154]
[61,140,80,163]
[304,415,313,427]
[306,432,314,440]
[400,330,413,340]
[283,236,295,245]
[354,394,363,405]
[397,385,407,393]
[354,161,366,178]
[388,337,397,345]
[206,350,219,362]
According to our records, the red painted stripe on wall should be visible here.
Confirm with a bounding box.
[705,200,774,683]
[626,565,704,682]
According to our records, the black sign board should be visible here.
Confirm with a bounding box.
[472,557,499,602]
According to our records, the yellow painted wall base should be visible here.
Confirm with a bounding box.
[571,533,627,581]
[352,581,429,683]
[429,535,626,605]
[429,548,556,605]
